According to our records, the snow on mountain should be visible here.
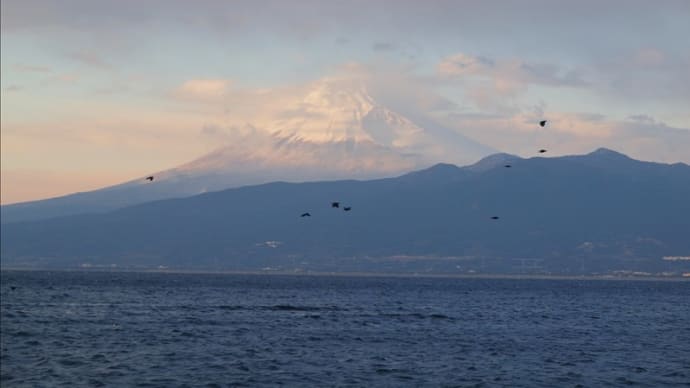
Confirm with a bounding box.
[2,79,495,222]
[175,78,494,178]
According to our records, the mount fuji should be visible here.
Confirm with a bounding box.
[1,81,494,223]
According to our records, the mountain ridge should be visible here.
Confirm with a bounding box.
[3,148,689,275]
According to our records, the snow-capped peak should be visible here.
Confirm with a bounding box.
[302,78,376,118]
[267,78,382,144]
[171,78,493,182]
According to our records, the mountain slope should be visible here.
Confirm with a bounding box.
[2,148,689,275]
[1,81,493,223]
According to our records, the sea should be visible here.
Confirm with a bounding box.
[1,270,689,387]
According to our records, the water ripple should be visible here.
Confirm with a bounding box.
[2,271,689,387]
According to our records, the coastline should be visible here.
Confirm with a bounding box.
[2,266,689,281]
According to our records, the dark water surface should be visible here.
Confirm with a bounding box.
[1,270,689,387]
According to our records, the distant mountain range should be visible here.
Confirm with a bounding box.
[1,81,493,223]
[2,148,689,276]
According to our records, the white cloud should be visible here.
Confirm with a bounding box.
[439,53,586,87]
[595,48,690,101]
[436,53,589,114]
[172,61,689,167]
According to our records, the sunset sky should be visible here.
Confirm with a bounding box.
[2,0,689,204]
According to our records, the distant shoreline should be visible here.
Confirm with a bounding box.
[1,267,688,281]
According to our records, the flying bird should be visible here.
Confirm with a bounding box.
[504,165,512,168]
[301,213,311,217]
[490,216,500,220]
[145,176,154,181]
[539,120,547,127]
[538,149,547,153]
[343,207,352,211]
[331,202,340,208]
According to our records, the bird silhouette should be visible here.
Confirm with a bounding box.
[538,149,547,153]
[490,216,500,220]
[331,202,340,208]
[539,120,547,127]
[504,164,512,168]
[145,176,154,181]
[300,213,311,217]
[343,207,351,211]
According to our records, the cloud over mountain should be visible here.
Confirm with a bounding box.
[3,0,688,205]
[1,79,494,222]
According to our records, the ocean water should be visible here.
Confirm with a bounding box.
[1,271,689,387]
